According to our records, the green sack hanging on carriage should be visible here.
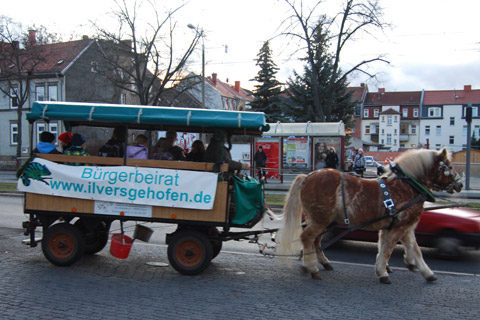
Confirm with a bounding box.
[232,175,264,225]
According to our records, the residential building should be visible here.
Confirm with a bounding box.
[0,32,132,168]
[420,85,480,151]
[356,85,480,152]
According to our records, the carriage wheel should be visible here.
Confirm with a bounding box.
[167,230,213,275]
[42,223,85,266]
[211,239,223,260]
[74,219,109,255]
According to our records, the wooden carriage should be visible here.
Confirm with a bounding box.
[21,101,270,275]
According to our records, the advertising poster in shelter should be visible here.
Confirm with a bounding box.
[314,137,341,170]
[256,141,279,179]
[284,137,308,168]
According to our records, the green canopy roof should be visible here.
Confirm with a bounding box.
[27,101,269,134]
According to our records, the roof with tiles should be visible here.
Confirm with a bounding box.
[0,36,93,75]
[380,108,400,115]
[422,85,480,105]
[347,84,368,103]
[206,73,254,102]
[364,90,422,106]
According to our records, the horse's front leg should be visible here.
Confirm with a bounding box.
[400,229,436,282]
[301,225,324,279]
[376,229,403,284]
[313,234,333,271]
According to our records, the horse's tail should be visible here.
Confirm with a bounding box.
[276,174,307,261]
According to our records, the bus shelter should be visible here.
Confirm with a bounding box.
[252,121,345,183]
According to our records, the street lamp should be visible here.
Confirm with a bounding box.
[188,24,205,109]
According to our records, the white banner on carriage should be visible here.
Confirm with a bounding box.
[17,158,218,210]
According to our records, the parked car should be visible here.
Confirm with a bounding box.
[364,156,375,166]
[327,205,480,259]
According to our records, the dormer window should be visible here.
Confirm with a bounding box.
[428,107,441,117]
[91,61,98,73]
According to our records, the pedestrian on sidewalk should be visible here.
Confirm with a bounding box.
[353,148,366,177]
[254,145,267,182]
[325,147,339,169]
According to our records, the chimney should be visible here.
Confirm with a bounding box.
[464,85,472,91]
[378,88,385,93]
[82,35,89,40]
[234,81,240,93]
[212,73,217,86]
[28,30,36,46]
[12,41,19,49]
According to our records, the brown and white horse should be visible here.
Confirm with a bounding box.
[277,148,463,283]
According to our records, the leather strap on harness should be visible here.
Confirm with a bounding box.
[340,172,350,224]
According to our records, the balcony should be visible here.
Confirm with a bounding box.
[370,133,379,142]
[400,134,409,142]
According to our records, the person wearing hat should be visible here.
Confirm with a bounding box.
[204,129,249,172]
[353,148,366,177]
[65,133,89,165]
[58,131,72,153]
[254,145,267,182]
[325,147,339,169]
[33,131,61,154]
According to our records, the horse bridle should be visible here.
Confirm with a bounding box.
[433,161,462,192]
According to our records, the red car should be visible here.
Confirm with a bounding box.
[330,205,480,258]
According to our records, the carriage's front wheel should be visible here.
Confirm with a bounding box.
[167,230,213,275]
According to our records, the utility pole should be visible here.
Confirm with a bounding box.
[465,103,472,190]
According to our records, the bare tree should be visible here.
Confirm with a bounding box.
[92,0,202,106]
[0,17,58,165]
[280,0,389,121]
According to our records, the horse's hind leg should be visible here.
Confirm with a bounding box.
[313,235,333,271]
[301,224,324,279]
[400,230,436,282]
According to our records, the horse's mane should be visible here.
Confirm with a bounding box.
[385,148,450,180]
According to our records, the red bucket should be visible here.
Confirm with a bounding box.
[110,233,133,259]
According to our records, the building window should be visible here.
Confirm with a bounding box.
[387,134,392,144]
[402,108,408,118]
[463,125,468,136]
[436,125,441,136]
[381,115,385,122]
[425,125,430,136]
[410,125,416,134]
[450,117,455,126]
[48,84,58,101]
[394,129,397,135]
[36,85,45,101]
[413,108,419,117]
[381,129,385,134]
[91,61,98,73]
[365,126,370,134]
[474,125,480,138]
[435,144,441,150]
[374,109,379,117]
[394,139,397,145]
[428,107,441,117]
[10,86,19,108]
[449,136,454,145]
[120,93,127,104]
[394,115,398,122]
[36,83,58,101]
[387,115,392,125]
[36,122,58,145]
[364,109,369,118]
[10,123,18,145]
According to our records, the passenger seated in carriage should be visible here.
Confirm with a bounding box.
[204,129,249,172]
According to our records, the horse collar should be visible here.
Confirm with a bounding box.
[390,163,436,202]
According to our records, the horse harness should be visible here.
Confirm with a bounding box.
[322,168,434,253]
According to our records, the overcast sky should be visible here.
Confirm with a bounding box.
[3,0,480,92]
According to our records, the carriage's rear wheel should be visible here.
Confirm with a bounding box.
[74,219,109,255]
[42,223,85,266]
[167,230,213,275]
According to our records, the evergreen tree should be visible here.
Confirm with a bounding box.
[284,22,355,129]
[251,41,283,122]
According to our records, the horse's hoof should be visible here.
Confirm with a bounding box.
[379,276,391,284]
[322,263,334,271]
[386,265,393,274]
[406,264,417,272]
[426,275,438,283]
[311,271,322,279]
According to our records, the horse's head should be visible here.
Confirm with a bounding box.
[431,148,463,193]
